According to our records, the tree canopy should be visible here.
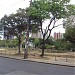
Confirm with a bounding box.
[64,16,75,43]
[0,9,28,54]
[26,0,75,41]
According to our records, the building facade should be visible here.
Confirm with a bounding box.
[0,26,4,40]
[54,32,63,40]
[31,29,48,39]
[31,31,42,39]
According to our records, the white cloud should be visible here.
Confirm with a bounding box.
[70,0,75,4]
[0,0,30,18]
[0,0,74,18]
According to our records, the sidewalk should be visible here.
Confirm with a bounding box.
[0,54,75,67]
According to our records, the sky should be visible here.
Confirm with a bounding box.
[0,0,75,36]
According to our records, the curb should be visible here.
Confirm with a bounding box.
[0,55,75,67]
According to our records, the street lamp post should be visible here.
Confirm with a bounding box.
[24,0,32,59]
[24,20,29,59]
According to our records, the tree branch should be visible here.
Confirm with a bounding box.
[44,16,56,38]
[51,24,62,30]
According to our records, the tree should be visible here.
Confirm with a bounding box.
[26,0,75,56]
[64,27,75,43]
[64,16,75,44]
[0,9,27,54]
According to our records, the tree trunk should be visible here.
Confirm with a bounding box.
[24,40,28,59]
[18,45,21,54]
[24,15,30,59]
[24,38,28,59]
[40,37,45,57]
[24,31,29,59]
[41,46,45,57]
[20,42,22,53]
[18,38,21,55]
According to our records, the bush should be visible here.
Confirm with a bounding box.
[45,44,53,49]
[2,39,18,48]
[53,39,75,52]
[0,40,5,47]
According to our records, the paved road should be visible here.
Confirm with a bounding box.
[0,57,74,75]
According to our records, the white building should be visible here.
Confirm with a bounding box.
[31,29,48,39]
[0,26,4,40]
[31,31,42,39]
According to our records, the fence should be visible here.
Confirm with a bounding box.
[0,48,75,62]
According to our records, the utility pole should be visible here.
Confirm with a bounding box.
[24,0,32,59]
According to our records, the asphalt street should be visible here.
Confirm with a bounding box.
[0,57,75,75]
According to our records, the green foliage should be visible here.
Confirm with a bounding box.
[54,40,62,50]
[45,44,54,49]
[31,38,54,49]
[26,0,50,19]
[0,40,5,47]
[0,39,18,48]
[64,16,75,44]
[1,12,27,37]
[26,0,74,20]
[64,27,75,43]
[33,38,39,47]
[54,39,75,51]
[45,38,54,45]
[5,39,18,48]
[64,42,72,51]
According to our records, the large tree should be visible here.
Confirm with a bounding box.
[26,0,75,56]
[0,9,27,54]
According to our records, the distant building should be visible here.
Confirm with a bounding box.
[31,31,42,39]
[0,26,4,40]
[0,26,14,40]
[31,29,48,39]
[54,32,63,40]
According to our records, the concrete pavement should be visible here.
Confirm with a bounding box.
[0,54,75,67]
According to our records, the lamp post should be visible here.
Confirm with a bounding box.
[24,0,32,59]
